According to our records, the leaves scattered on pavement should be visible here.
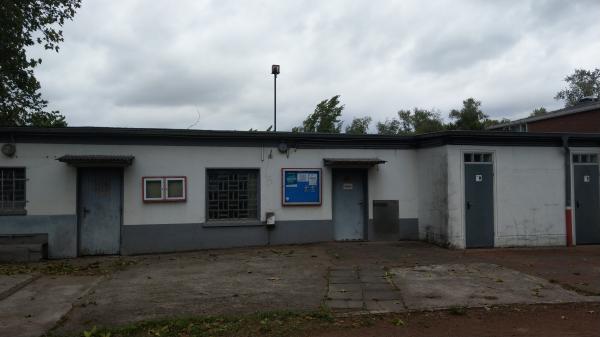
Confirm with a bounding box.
[0,258,137,276]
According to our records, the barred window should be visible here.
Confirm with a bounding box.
[207,169,259,221]
[1,168,26,215]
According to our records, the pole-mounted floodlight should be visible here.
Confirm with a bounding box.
[271,65,280,132]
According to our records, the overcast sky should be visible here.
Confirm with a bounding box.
[30,0,600,131]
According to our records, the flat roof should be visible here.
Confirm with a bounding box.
[488,101,600,130]
[1,126,600,148]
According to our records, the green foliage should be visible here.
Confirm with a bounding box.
[447,98,490,130]
[0,0,81,127]
[398,108,445,134]
[376,108,444,135]
[529,107,547,117]
[376,118,401,135]
[294,95,344,133]
[345,116,372,134]
[555,68,600,108]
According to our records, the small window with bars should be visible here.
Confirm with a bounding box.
[464,152,493,164]
[1,168,26,215]
[207,169,259,221]
[573,153,598,164]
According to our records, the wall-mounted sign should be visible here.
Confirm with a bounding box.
[282,168,322,206]
[584,175,591,183]
[475,174,483,182]
[343,183,353,190]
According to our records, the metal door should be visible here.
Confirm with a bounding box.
[465,164,494,248]
[332,169,365,240]
[574,164,600,244]
[78,168,122,255]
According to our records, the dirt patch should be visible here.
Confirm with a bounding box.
[312,302,600,337]
[46,303,600,337]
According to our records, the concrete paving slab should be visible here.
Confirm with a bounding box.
[326,299,364,310]
[0,274,37,300]
[364,290,401,301]
[329,276,360,284]
[391,263,599,311]
[0,276,101,337]
[329,283,362,293]
[365,300,405,312]
[55,245,330,334]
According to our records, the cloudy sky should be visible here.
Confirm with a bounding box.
[30,0,600,131]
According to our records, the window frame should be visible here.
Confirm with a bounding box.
[142,176,187,203]
[0,167,27,216]
[464,152,494,164]
[165,177,187,201]
[205,168,260,224]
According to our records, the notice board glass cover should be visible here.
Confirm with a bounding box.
[282,168,322,205]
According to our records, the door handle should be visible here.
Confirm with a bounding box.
[466,201,471,210]
[82,207,91,217]
[576,201,580,208]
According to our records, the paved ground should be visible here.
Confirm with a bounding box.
[0,276,101,337]
[0,274,37,300]
[0,241,598,336]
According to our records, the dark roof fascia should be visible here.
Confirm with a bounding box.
[488,102,600,130]
[0,127,417,149]
[1,127,600,149]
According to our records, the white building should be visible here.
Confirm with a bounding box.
[1,127,599,258]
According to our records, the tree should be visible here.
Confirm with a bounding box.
[376,108,445,135]
[529,107,547,117]
[554,68,600,108]
[0,0,81,127]
[398,108,445,134]
[376,118,401,135]
[345,116,371,134]
[447,98,489,130]
[293,95,344,133]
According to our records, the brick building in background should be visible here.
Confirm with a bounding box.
[489,100,600,133]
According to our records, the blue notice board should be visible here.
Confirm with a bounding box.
[282,168,322,205]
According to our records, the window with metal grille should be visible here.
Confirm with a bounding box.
[207,169,259,221]
[464,152,493,164]
[0,168,26,215]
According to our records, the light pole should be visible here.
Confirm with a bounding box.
[271,64,280,131]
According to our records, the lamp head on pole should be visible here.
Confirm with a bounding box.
[271,64,280,75]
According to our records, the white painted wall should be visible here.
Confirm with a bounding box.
[416,146,449,243]
[5,141,595,248]
[2,143,419,225]
[446,145,567,248]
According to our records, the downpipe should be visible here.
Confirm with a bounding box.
[563,136,573,247]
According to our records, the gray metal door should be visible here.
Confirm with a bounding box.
[78,168,122,255]
[574,164,600,244]
[333,170,365,240]
[465,164,494,248]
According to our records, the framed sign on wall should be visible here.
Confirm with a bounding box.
[281,168,322,206]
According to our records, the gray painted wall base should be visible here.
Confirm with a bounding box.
[121,220,334,255]
[0,215,77,258]
[368,218,419,241]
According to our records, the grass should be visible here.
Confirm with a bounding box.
[448,306,467,316]
[47,308,339,337]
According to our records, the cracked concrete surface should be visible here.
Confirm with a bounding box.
[390,263,600,310]
[1,242,599,336]
[0,276,101,337]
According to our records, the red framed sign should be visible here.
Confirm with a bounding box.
[142,176,187,203]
